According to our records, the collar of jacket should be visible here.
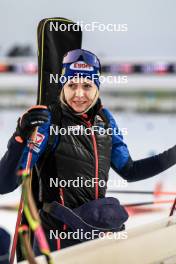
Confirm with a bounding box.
[60,98,103,123]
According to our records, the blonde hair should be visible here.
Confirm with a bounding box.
[59,88,99,115]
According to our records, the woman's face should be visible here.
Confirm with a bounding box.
[63,78,97,113]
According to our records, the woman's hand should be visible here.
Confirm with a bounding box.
[15,105,50,141]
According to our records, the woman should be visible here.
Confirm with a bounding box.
[0,49,176,255]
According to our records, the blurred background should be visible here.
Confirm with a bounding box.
[1,0,176,240]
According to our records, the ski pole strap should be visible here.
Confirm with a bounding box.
[18,225,37,264]
[22,178,53,263]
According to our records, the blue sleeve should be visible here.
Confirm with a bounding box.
[102,108,176,182]
[0,111,51,194]
[0,134,26,194]
[102,108,130,173]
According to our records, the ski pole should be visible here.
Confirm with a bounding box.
[108,190,176,196]
[10,128,53,264]
[169,197,176,216]
[19,128,53,264]
[124,199,174,207]
[10,195,24,264]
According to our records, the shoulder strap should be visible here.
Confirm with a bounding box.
[49,102,63,125]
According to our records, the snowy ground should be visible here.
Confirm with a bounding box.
[0,109,176,243]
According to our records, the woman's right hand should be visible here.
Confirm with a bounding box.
[15,105,50,141]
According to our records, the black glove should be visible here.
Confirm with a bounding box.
[15,106,50,141]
